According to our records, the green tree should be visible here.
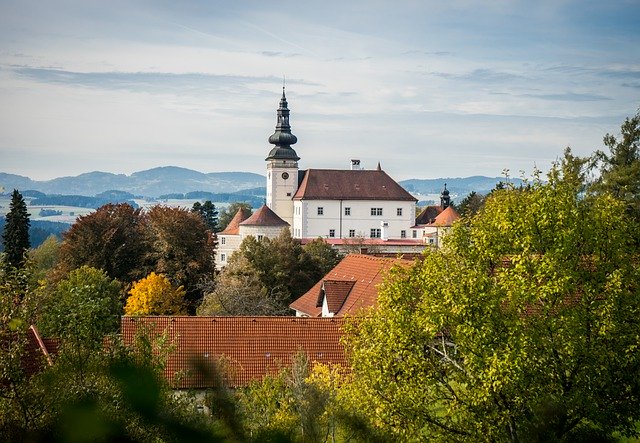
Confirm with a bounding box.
[192,200,219,232]
[2,189,31,269]
[593,110,640,220]
[28,234,60,284]
[454,191,485,218]
[344,164,640,441]
[39,266,122,350]
[56,203,147,283]
[230,229,322,305]
[303,238,342,276]
[218,202,253,232]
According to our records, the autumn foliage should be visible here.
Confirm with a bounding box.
[124,272,186,316]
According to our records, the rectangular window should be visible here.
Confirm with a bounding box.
[371,207,383,216]
[329,229,335,238]
[401,230,406,238]
[221,237,226,245]
[220,253,226,262]
[257,234,264,241]
[370,228,381,238]
[317,207,324,215]
[412,230,417,238]
[349,229,356,237]
[344,207,351,216]
[397,208,403,216]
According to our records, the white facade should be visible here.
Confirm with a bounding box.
[292,199,416,240]
[266,159,298,227]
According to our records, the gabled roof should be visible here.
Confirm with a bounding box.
[220,207,252,235]
[415,205,443,225]
[316,280,357,314]
[428,205,460,226]
[293,169,417,201]
[291,254,413,317]
[120,316,346,389]
[239,205,289,227]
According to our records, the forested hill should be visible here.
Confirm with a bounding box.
[399,176,524,196]
[0,167,265,198]
[1,167,521,199]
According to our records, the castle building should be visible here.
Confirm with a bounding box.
[216,88,439,268]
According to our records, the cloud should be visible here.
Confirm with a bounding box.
[429,68,527,83]
[11,67,320,95]
[522,92,612,102]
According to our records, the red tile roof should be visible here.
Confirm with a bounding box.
[120,316,346,388]
[293,169,417,201]
[317,280,357,314]
[428,205,460,226]
[220,207,251,235]
[239,205,289,227]
[290,254,413,317]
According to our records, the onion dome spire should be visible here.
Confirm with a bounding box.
[440,183,451,209]
[266,87,300,161]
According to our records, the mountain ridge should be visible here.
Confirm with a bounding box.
[0,167,519,199]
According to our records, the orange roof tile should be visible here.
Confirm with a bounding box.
[317,280,357,314]
[120,316,346,388]
[293,169,417,201]
[239,205,289,227]
[290,254,413,317]
[220,207,252,235]
[429,205,460,226]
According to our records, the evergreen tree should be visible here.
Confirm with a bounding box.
[2,190,30,268]
[191,200,219,232]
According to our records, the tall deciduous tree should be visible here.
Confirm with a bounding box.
[303,238,342,276]
[2,190,30,269]
[344,162,640,441]
[56,203,146,283]
[191,200,219,232]
[143,206,216,312]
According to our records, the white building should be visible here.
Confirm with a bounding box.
[266,88,419,241]
[216,88,437,268]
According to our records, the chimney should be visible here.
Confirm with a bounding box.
[350,159,362,170]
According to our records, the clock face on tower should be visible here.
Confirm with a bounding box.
[281,172,289,180]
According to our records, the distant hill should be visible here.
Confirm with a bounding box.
[0,167,266,198]
[399,176,524,197]
[1,168,522,200]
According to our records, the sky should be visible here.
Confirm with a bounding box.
[0,0,639,182]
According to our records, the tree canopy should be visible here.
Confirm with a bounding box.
[191,200,219,232]
[124,272,186,316]
[344,160,640,441]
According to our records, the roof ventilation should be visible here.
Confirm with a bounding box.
[350,159,362,170]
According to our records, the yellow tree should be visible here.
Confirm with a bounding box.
[124,272,185,316]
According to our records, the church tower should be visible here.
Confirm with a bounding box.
[266,87,299,226]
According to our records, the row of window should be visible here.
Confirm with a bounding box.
[315,207,404,216]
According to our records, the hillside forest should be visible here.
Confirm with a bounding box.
[0,111,639,441]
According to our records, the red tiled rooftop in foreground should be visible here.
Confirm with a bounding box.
[121,316,346,389]
[291,254,413,317]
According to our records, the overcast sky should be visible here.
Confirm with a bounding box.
[1,0,639,181]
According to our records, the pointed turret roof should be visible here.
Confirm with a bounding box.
[220,207,252,235]
[239,204,289,227]
[429,205,460,227]
[266,87,300,161]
